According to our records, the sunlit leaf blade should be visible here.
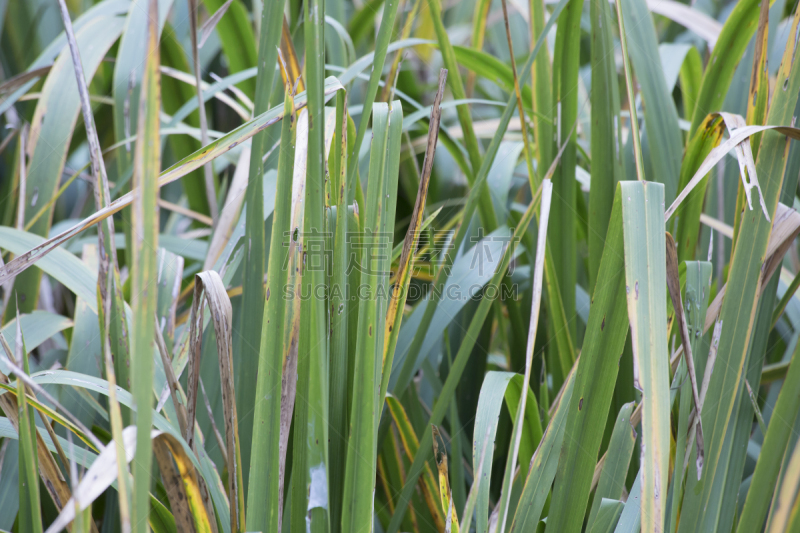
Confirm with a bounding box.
[620,181,670,533]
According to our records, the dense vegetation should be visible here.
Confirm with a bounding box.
[3,0,800,531]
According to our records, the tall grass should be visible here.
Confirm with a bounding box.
[3,0,800,531]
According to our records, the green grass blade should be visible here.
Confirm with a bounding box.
[509,368,577,532]
[588,0,623,295]
[529,0,553,175]
[16,325,42,533]
[619,0,682,203]
[588,402,636,526]
[380,71,446,414]
[199,0,257,97]
[614,471,642,532]
[112,0,176,256]
[243,90,294,526]
[130,2,161,530]
[666,260,712,533]
[345,0,401,185]
[678,45,702,123]
[328,90,350,533]
[342,101,402,532]
[549,0,582,351]
[620,181,670,533]
[677,8,800,532]
[291,0,331,528]
[589,499,624,533]
[236,0,284,491]
[672,116,726,261]
[390,0,570,413]
[425,0,484,190]
[544,184,629,532]
[738,321,800,530]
